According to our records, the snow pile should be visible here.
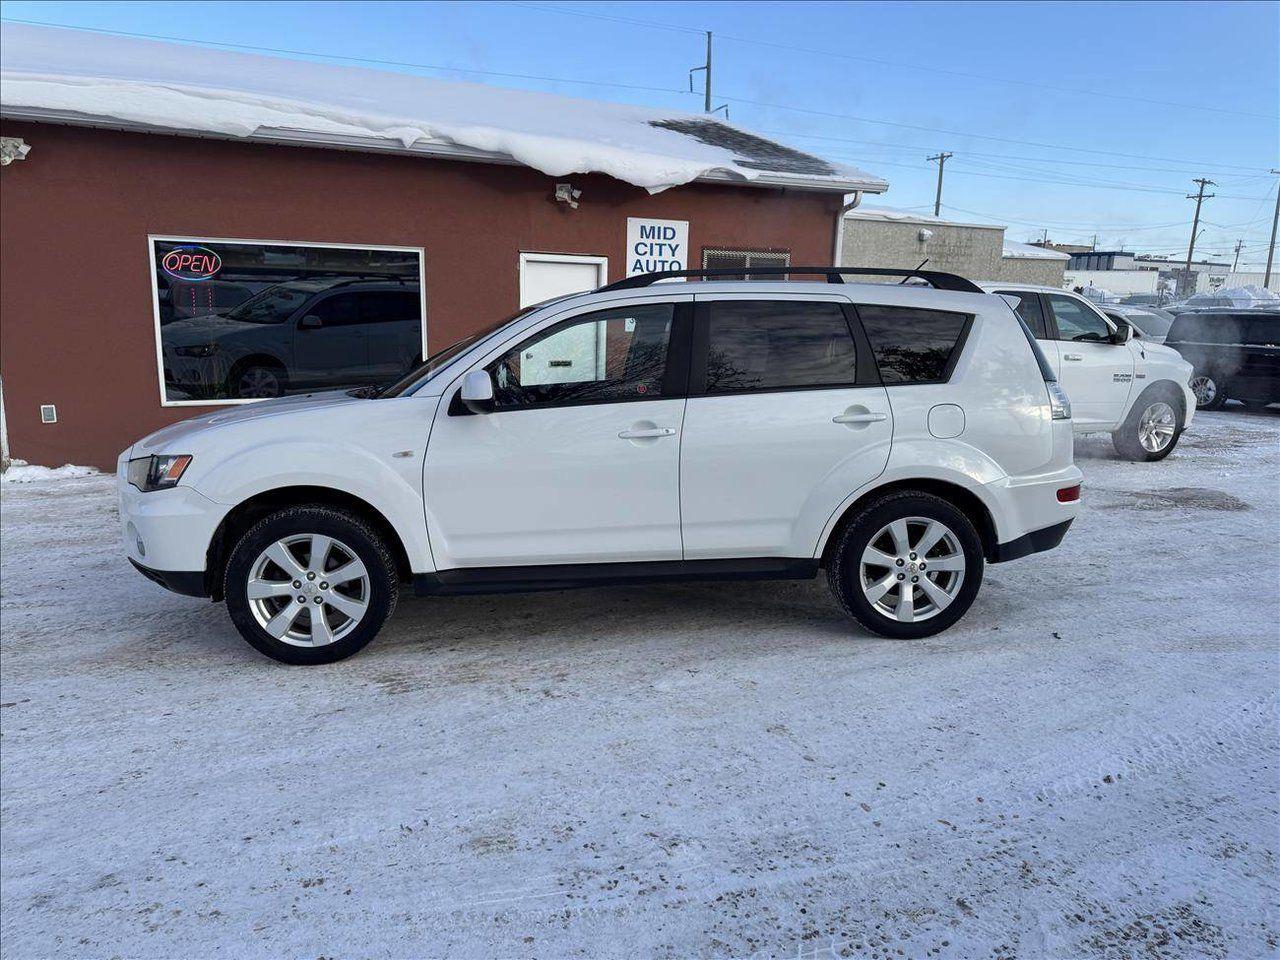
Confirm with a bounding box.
[0,24,884,195]
[1077,284,1120,303]
[1,459,99,483]
[1003,239,1071,260]
[1185,285,1280,308]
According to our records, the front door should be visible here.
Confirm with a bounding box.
[1043,293,1135,426]
[292,291,367,390]
[424,299,688,569]
[680,296,893,559]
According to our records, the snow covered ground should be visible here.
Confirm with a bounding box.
[2,409,1277,959]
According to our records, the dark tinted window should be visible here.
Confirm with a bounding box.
[1244,316,1280,345]
[488,304,673,408]
[1167,313,1245,345]
[856,305,970,384]
[360,291,420,324]
[703,300,857,393]
[309,292,360,327]
[995,290,1048,339]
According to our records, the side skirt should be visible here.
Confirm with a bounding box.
[413,557,820,597]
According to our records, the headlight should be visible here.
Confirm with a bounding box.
[175,344,218,358]
[1046,381,1072,420]
[127,454,193,492]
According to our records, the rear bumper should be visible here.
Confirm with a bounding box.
[992,518,1073,563]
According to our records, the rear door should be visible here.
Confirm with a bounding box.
[679,295,892,559]
[1043,292,1135,427]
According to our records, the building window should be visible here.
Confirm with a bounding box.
[702,248,790,280]
[150,238,425,405]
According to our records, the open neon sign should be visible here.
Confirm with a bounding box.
[161,245,222,281]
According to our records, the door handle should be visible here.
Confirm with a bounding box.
[832,412,887,424]
[618,427,676,440]
[1063,353,1084,361]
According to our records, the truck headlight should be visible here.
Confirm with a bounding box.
[1046,381,1072,420]
[127,454,193,491]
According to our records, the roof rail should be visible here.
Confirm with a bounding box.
[598,266,984,294]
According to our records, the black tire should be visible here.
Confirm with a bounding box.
[1112,384,1184,462]
[224,506,399,665]
[229,361,287,399]
[826,491,985,640]
[1189,371,1227,410]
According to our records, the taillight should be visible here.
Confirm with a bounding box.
[1046,381,1072,420]
[1057,484,1081,503]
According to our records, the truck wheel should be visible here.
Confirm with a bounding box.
[1189,373,1226,410]
[224,506,399,665]
[1112,388,1183,462]
[826,491,984,640]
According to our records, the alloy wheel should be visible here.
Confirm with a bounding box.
[246,534,370,647]
[1189,375,1216,407]
[238,367,281,398]
[1137,401,1177,453]
[860,517,966,623]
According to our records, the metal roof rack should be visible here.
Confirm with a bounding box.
[598,266,984,294]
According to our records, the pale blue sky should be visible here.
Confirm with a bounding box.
[4,0,1278,265]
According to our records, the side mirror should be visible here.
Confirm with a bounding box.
[299,314,324,330]
[1110,320,1134,344]
[459,369,495,414]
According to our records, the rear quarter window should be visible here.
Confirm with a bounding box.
[855,305,971,384]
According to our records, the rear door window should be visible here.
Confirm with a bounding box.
[701,300,858,393]
[855,304,971,384]
[994,290,1048,339]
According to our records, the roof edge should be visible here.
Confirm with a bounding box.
[0,107,889,195]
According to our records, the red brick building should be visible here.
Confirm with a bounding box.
[0,24,885,468]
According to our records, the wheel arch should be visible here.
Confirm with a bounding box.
[204,485,413,601]
[818,477,1001,567]
[1128,377,1188,425]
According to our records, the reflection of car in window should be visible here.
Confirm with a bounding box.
[161,278,422,400]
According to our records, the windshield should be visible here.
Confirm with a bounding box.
[377,304,541,398]
[226,284,312,324]
[1125,308,1173,338]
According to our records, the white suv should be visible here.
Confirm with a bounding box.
[980,283,1195,461]
[119,268,1082,664]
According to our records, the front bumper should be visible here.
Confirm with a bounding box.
[118,453,226,582]
[129,558,209,597]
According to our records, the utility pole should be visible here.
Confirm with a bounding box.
[927,151,952,217]
[1232,239,1244,272]
[1184,178,1215,296]
[689,32,712,113]
[1265,169,1280,289]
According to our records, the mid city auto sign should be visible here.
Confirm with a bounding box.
[626,217,689,277]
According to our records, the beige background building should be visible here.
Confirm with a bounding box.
[839,207,1069,286]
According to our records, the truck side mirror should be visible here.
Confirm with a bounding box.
[1110,320,1134,345]
[459,369,495,414]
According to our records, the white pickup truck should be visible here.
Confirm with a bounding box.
[981,283,1195,461]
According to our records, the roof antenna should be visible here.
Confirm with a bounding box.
[900,258,929,283]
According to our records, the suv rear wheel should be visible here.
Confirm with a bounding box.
[827,491,985,639]
[224,506,399,664]
[1112,386,1183,461]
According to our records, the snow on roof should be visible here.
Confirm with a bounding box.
[1185,284,1280,306]
[0,24,888,196]
[1002,239,1071,260]
[843,206,1000,230]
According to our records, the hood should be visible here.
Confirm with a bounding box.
[131,390,359,455]
[163,313,269,344]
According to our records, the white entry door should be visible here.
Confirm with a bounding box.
[518,254,610,386]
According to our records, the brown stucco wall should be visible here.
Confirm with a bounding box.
[0,121,843,469]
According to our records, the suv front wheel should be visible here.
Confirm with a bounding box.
[224,506,399,664]
[826,491,985,639]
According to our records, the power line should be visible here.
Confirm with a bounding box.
[718,94,1272,175]
[503,1,1273,120]
[0,17,695,97]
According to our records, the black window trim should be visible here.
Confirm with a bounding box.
[449,301,692,416]
[991,288,1051,341]
[686,297,878,399]
[848,302,975,387]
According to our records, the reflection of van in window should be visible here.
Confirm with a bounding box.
[1165,309,1280,410]
[161,278,422,400]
